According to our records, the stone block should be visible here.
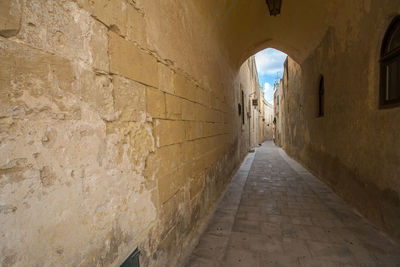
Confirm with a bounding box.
[165,94,182,120]
[214,135,224,147]
[80,0,146,47]
[158,63,174,94]
[196,88,209,107]
[126,5,147,47]
[0,0,21,37]
[109,31,158,87]
[206,109,216,122]
[211,94,226,112]
[180,141,195,164]
[190,139,201,159]
[18,0,93,63]
[181,99,196,121]
[211,109,223,123]
[218,110,225,123]
[158,168,186,204]
[185,121,202,141]
[210,93,219,110]
[203,108,211,122]
[195,138,211,157]
[195,104,208,122]
[222,111,229,124]
[215,123,221,135]
[189,174,205,200]
[154,119,185,147]
[192,154,207,175]
[215,146,225,161]
[80,70,114,118]
[217,123,226,135]
[145,144,181,180]
[90,20,109,72]
[159,189,185,238]
[202,122,215,137]
[173,73,196,101]
[113,75,146,122]
[206,148,221,167]
[77,0,127,36]
[146,87,165,118]
[181,161,195,182]
[0,38,75,109]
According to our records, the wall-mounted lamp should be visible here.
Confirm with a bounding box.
[266,0,282,16]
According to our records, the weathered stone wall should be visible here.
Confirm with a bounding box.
[280,1,400,240]
[0,1,255,266]
[263,101,274,141]
[237,57,263,151]
[273,81,283,147]
[241,58,262,148]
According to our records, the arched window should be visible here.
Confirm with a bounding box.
[380,16,400,108]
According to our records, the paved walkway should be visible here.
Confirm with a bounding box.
[186,141,400,266]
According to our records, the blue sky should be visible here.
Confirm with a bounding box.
[254,48,287,104]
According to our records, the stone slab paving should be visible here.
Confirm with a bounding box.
[186,141,400,267]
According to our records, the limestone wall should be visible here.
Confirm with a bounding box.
[237,57,263,151]
[263,101,273,141]
[0,1,256,266]
[280,1,400,240]
[240,59,262,148]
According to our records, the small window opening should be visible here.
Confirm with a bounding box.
[318,75,324,117]
[380,16,400,108]
[241,90,245,124]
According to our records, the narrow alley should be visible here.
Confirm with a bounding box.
[187,142,400,266]
[2,1,400,265]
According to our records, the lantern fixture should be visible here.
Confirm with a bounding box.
[266,0,282,16]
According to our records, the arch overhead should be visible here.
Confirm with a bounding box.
[217,0,332,67]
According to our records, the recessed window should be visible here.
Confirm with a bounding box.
[380,16,400,108]
[241,90,245,124]
[318,75,324,117]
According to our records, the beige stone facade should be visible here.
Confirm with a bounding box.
[273,80,282,146]
[1,0,400,266]
[240,57,263,149]
[279,24,400,242]
[263,100,274,141]
[236,57,266,151]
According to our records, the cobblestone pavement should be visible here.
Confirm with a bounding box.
[186,141,400,267]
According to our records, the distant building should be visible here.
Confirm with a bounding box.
[273,79,282,146]
[263,100,273,140]
[238,56,264,150]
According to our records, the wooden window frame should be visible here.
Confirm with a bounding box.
[379,16,400,109]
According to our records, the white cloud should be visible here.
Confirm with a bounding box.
[263,82,273,93]
[255,48,287,76]
[263,82,274,104]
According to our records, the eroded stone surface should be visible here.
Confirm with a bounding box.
[0,1,256,265]
[0,0,22,38]
[0,36,158,266]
